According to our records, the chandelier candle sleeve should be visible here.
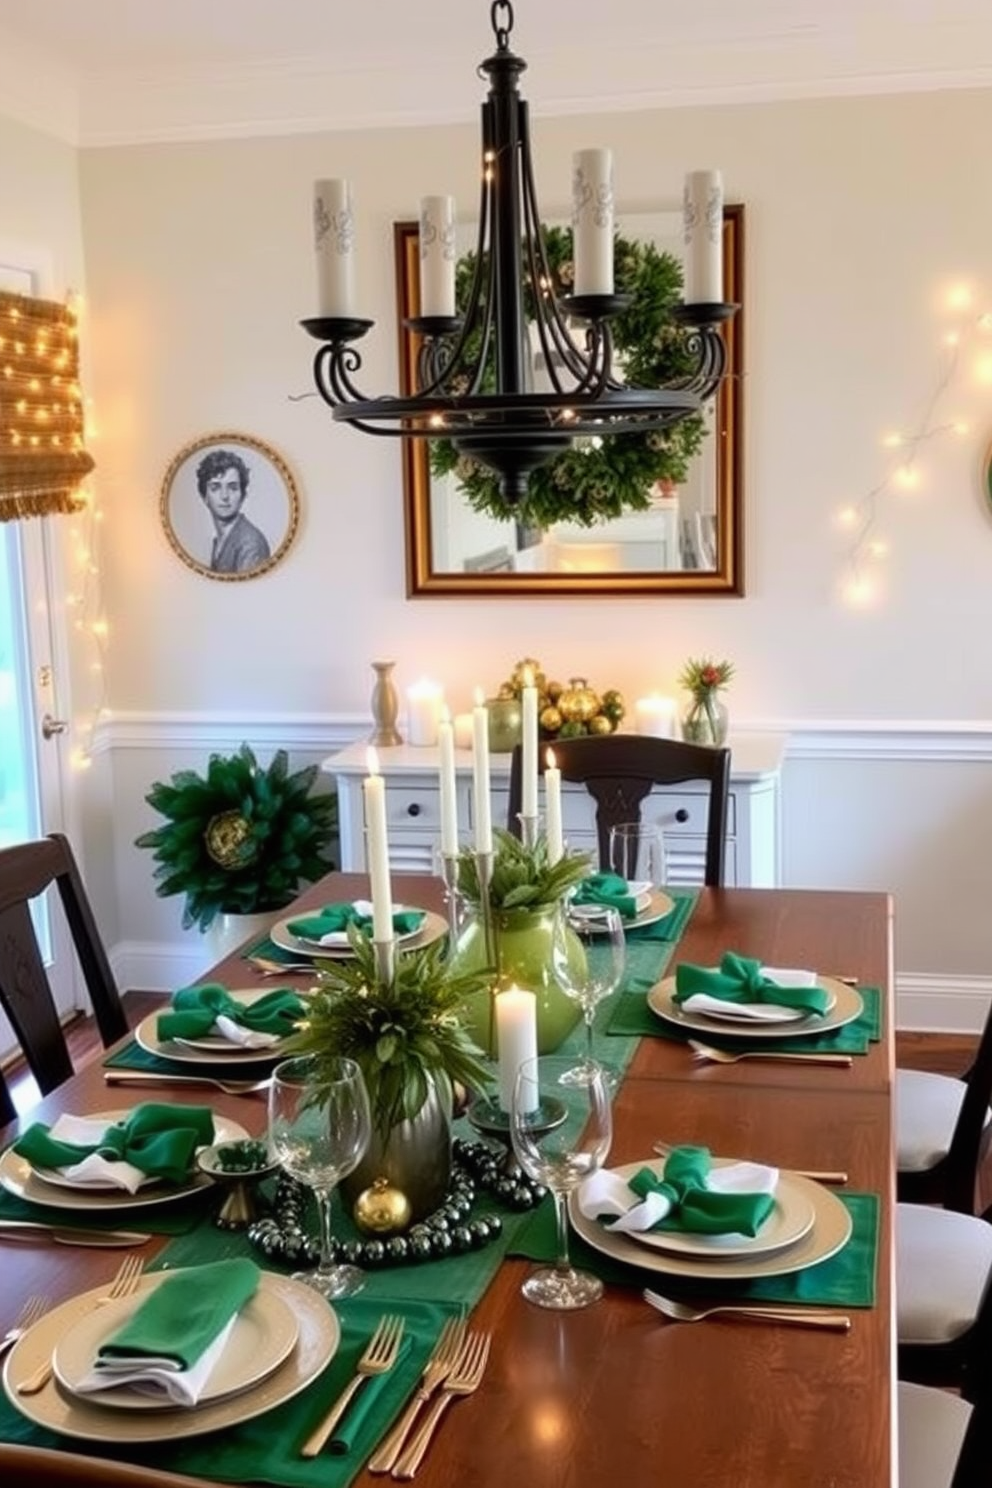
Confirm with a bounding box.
[572,148,614,297]
[406,678,443,747]
[362,748,394,943]
[521,669,539,820]
[419,195,456,318]
[496,988,538,1113]
[438,709,459,855]
[682,169,724,304]
[313,179,356,317]
[545,748,563,866]
[472,690,493,854]
[635,694,677,738]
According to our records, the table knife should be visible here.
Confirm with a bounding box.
[0,1220,149,1246]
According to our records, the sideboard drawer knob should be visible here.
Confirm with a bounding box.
[407,802,422,817]
[675,808,689,824]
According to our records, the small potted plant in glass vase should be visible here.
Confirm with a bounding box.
[678,656,734,747]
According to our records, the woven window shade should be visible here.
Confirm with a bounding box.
[0,289,95,522]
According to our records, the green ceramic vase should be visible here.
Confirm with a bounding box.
[449,901,585,1055]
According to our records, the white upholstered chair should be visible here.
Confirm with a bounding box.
[897,1202,992,1400]
[897,1382,975,1488]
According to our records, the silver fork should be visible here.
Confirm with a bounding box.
[0,1295,48,1358]
[393,1331,492,1479]
[17,1254,145,1395]
[300,1313,405,1458]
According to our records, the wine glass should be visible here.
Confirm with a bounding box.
[608,820,667,890]
[268,1055,372,1299]
[510,1053,612,1310]
[553,904,626,1085]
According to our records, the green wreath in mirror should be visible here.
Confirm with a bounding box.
[428,227,708,530]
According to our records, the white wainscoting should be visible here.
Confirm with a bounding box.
[97,712,992,1033]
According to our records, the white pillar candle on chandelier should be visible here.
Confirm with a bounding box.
[635,694,678,739]
[363,747,394,943]
[406,677,444,747]
[496,986,538,1113]
[572,148,614,297]
[682,169,724,304]
[545,747,563,865]
[313,178,356,317]
[520,666,539,822]
[472,688,493,854]
[438,707,459,856]
[419,195,457,318]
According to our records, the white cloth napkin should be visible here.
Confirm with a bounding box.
[679,966,818,1022]
[578,1161,779,1234]
[72,1316,238,1407]
[208,1015,281,1049]
[40,1114,150,1194]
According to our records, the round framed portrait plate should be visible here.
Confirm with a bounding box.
[160,431,300,582]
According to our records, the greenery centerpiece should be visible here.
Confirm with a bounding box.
[678,656,735,747]
[135,744,337,931]
[429,227,707,530]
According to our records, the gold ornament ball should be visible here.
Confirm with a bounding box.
[540,705,563,734]
[203,810,260,869]
[588,713,613,735]
[353,1177,412,1235]
[546,679,564,702]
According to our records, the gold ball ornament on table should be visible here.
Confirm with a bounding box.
[353,1177,413,1236]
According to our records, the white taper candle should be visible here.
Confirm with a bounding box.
[313,179,356,317]
[472,688,493,854]
[545,747,563,866]
[572,148,614,296]
[363,746,394,943]
[419,195,457,317]
[521,668,539,821]
[682,169,724,304]
[438,708,459,856]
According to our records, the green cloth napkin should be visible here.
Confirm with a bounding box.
[573,872,643,919]
[99,1258,260,1369]
[674,951,831,1016]
[327,1336,413,1455]
[157,983,305,1041]
[12,1104,215,1184]
[606,984,883,1054]
[623,1146,776,1236]
[287,903,426,940]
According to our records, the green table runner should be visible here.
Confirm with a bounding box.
[606,984,883,1054]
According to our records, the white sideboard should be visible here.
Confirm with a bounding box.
[323,734,786,887]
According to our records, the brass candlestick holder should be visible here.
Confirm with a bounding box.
[369,660,402,746]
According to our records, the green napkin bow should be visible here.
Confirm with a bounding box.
[573,872,641,919]
[673,951,830,1016]
[13,1103,215,1184]
[629,1146,775,1236]
[287,902,425,940]
[157,983,305,1042]
[99,1259,261,1370]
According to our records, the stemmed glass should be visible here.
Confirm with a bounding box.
[510,1054,613,1310]
[268,1055,372,1299]
[608,820,667,890]
[553,904,626,1085]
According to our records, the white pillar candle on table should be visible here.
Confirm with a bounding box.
[406,677,443,747]
[682,169,724,304]
[363,746,394,943]
[419,195,456,318]
[635,694,677,738]
[572,148,614,296]
[521,667,539,821]
[545,747,563,865]
[438,708,459,856]
[496,986,538,1113]
[472,688,493,855]
[313,179,356,317]
[453,712,474,750]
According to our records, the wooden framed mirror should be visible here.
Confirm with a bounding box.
[395,205,743,597]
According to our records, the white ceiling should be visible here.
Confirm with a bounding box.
[2,0,992,146]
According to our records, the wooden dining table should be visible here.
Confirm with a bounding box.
[0,876,896,1488]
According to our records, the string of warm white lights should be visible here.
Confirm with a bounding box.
[837,285,992,606]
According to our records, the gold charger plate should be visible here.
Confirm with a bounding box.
[0,1111,249,1210]
[270,906,448,960]
[3,1272,340,1443]
[134,987,304,1066]
[569,1165,853,1280]
[53,1273,299,1410]
[647,975,863,1041]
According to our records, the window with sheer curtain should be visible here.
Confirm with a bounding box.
[0,289,95,522]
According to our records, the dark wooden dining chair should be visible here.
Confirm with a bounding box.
[0,832,128,1111]
[506,733,731,886]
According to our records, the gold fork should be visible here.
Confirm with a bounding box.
[367,1316,467,1474]
[16,1254,146,1396]
[300,1313,405,1458]
[0,1295,48,1358]
[688,1039,852,1068]
[393,1331,492,1479]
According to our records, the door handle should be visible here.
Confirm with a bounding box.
[41,713,68,739]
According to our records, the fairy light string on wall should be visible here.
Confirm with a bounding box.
[838,283,992,606]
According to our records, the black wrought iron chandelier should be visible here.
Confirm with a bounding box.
[302,1,735,503]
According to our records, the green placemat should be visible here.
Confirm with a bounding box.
[606,985,883,1054]
[625,889,697,944]
[511,1191,879,1308]
[0,1181,205,1235]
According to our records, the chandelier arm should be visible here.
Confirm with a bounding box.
[312,344,375,408]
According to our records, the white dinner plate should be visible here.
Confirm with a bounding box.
[573,887,675,934]
[3,1272,339,1443]
[0,1111,249,1210]
[270,906,448,960]
[593,1158,816,1260]
[52,1272,299,1411]
[134,987,305,1066]
[692,988,837,1026]
[647,975,863,1041]
[569,1165,853,1281]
